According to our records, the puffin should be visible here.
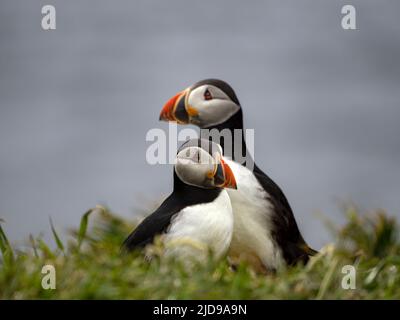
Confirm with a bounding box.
[123,139,237,261]
[159,79,317,271]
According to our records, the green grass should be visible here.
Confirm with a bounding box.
[0,206,399,299]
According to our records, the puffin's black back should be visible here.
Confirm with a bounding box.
[252,165,317,264]
[122,171,221,251]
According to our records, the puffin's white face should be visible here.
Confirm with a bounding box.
[186,85,240,127]
[160,81,241,128]
[175,147,216,188]
[175,144,237,189]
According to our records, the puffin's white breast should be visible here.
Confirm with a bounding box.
[163,190,234,261]
[225,159,284,270]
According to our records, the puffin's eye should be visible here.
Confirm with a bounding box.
[204,89,212,101]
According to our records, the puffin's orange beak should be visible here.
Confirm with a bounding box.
[160,89,198,124]
[159,90,185,122]
[219,157,237,189]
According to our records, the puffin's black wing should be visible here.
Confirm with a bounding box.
[253,165,318,265]
[122,193,187,252]
[122,172,221,252]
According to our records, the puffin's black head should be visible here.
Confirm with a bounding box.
[160,79,241,128]
[174,138,237,189]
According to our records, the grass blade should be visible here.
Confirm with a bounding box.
[316,258,339,299]
[78,208,95,249]
[38,238,55,259]
[49,217,65,253]
[29,234,39,259]
[0,222,14,265]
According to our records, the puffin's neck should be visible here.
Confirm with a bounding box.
[173,171,221,205]
[205,109,244,133]
[201,110,255,169]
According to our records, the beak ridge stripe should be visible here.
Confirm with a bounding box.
[220,157,237,189]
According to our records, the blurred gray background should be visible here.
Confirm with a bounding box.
[1,0,399,249]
